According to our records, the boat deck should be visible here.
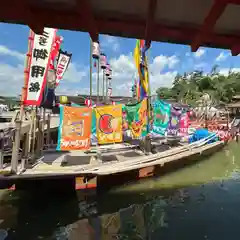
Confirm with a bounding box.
[0,140,224,179]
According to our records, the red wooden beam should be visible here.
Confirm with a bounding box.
[231,45,240,56]
[76,0,98,41]
[0,3,240,53]
[221,0,240,4]
[145,0,158,48]
[191,0,228,52]
[11,0,44,34]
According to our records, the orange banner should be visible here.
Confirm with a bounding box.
[96,104,123,144]
[57,106,92,151]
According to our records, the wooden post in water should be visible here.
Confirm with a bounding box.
[11,30,32,173]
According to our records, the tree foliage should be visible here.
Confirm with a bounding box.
[156,66,240,106]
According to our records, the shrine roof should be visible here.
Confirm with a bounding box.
[2,0,240,54]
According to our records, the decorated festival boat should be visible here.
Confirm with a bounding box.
[0,28,225,192]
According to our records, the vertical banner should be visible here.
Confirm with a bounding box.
[56,49,72,86]
[57,106,92,151]
[152,100,171,136]
[96,105,123,144]
[25,28,57,106]
[49,35,63,70]
[179,112,190,136]
[167,106,181,136]
[125,98,148,138]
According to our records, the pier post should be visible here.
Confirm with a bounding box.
[0,131,4,169]
[11,119,21,173]
[35,113,41,157]
[46,113,51,148]
[21,133,29,171]
[144,135,152,155]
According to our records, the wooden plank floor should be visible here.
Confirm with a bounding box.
[0,141,224,178]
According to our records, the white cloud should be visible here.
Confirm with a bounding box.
[194,62,206,69]
[100,35,120,52]
[219,68,240,76]
[0,44,178,97]
[0,45,25,60]
[110,54,179,96]
[56,85,92,96]
[0,63,24,96]
[216,52,230,62]
[151,55,179,73]
[63,63,87,83]
[194,48,205,58]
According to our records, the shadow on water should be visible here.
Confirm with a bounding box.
[1,142,240,239]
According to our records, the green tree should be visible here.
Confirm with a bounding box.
[156,67,240,105]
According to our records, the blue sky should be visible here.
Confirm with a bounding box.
[0,22,240,96]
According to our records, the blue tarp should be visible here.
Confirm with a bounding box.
[189,128,218,144]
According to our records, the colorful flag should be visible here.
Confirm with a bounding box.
[179,112,190,136]
[96,105,123,144]
[167,106,181,136]
[125,98,148,138]
[152,100,171,135]
[57,106,92,151]
[133,39,149,101]
[55,49,72,86]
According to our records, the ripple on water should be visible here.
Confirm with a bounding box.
[0,143,240,239]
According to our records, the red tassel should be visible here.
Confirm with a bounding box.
[94,61,96,68]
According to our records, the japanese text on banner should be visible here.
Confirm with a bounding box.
[56,50,72,86]
[96,105,123,144]
[25,28,56,105]
[57,106,92,151]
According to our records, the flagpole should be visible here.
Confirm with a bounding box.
[97,58,100,104]
[102,69,105,101]
[106,78,108,101]
[89,38,92,100]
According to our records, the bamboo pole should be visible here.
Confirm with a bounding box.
[31,107,37,158]
[0,131,4,169]
[35,108,42,157]
[42,108,46,151]
[102,69,105,101]
[97,58,100,104]
[46,113,51,148]
[90,38,93,100]
[106,78,108,101]
[11,30,32,173]
[28,108,35,154]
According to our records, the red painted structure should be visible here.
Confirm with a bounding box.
[0,0,239,192]
[1,0,240,54]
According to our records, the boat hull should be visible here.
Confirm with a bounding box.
[0,141,225,193]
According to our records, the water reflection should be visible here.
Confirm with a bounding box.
[1,142,240,239]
